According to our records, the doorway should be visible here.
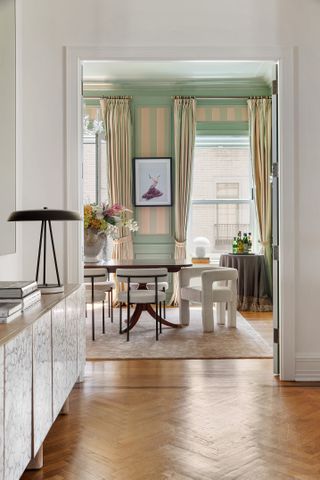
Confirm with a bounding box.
[65,46,295,380]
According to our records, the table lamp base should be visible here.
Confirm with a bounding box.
[39,284,64,294]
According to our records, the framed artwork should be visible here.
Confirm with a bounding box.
[133,157,172,206]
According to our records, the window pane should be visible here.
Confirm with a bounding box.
[99,138,108,203]
[189,135,254,255]
[83,141,96,204]
[190,203,251,253]
[192,142,251,200]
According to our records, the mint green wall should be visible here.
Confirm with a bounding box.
[84,81,271,295]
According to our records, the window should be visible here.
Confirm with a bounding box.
[83,107,107,204]
[189,135,255,256]
[83,106,111,258]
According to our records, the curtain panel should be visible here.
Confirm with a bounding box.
[100,97,133,260]
[170,97,196,306]
[247,98,272,293]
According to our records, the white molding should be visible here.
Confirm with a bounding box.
[65,46,296,379]
[295,355,320,381]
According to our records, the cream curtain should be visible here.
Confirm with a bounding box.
[247,98,272,292]
[170,97,196,305]
[100,97,133,260]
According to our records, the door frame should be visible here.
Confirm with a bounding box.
[65,45,295,380]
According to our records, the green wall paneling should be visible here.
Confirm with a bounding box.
[83,78,271,269]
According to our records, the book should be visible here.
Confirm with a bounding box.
[0,302,22,318]
[0,309,22,323]
[0,289,41,311]
[0,281,38,299]
[192,257,210,264]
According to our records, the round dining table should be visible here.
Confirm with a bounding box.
[84,259,192,332]
[219,253,272,312]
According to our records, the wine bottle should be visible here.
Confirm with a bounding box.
[243,233,249,253]
[248,232,252,253]
[232,237,238,254]
[237,231,244,254]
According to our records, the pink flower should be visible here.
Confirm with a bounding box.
[111,203,124,213]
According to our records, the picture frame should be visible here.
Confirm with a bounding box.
[133,157,173,207]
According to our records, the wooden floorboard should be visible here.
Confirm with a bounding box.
[242,311,273,347]
[21,359,320,480]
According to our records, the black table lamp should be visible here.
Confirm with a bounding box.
[8,207,81,293]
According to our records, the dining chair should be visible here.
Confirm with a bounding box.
[84,268,115,340]
[116,268,168,341]
[146,280,168,318]
[179,266,238,332]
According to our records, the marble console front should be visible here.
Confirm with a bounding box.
[0,284,85,480]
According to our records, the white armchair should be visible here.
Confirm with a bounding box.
[179,266,238,332]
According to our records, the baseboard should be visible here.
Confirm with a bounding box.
[295,355,320,381]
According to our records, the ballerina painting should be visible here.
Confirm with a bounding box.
[142,174,163,200]
[133,157,172,206]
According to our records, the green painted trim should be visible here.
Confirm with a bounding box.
[196,121,248,136]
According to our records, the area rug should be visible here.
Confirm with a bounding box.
[86,307,273,360]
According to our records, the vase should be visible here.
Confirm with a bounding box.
[84,230,106,263]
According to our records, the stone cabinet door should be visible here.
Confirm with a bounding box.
[33,311,53,455]
[66,291,81,393]
[0,346,4,480]
[76,284,86,381]
[4,327,32,480]
[52,299,67,421]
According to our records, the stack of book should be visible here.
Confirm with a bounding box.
[192,257,210,264]
[0,281,41,323]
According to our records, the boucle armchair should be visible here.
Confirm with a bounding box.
[179,266,238,332]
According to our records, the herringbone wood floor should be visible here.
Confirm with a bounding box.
[21,359,320,480]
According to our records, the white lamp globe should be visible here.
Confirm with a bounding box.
[193,236,210,258]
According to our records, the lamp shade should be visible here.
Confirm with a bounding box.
[7,207,81,294]
[8,208,81,222]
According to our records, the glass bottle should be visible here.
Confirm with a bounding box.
[243,233,249,253]
[232,237,238,254]
[248,232,252,253]
[237,231,244,254]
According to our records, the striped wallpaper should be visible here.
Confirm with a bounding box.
[196,105,248,122]
[83,102,249,237]
[135,106,172,235]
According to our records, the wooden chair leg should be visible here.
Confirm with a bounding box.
[119,302,122,334]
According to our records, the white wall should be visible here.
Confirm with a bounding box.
[15,0,320,377]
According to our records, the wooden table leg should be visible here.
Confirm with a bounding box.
[121,304,144,333]
[145,304,182,328]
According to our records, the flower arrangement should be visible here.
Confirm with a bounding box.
[84,203,138,240]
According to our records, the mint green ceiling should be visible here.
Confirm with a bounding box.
[82,60,275,86]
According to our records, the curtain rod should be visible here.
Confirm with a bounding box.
[175,95,271,100]
[83,95,133,100]
[83,94,271,101]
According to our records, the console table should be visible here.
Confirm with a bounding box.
[219,254,272,312]
[0,284,85,480]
